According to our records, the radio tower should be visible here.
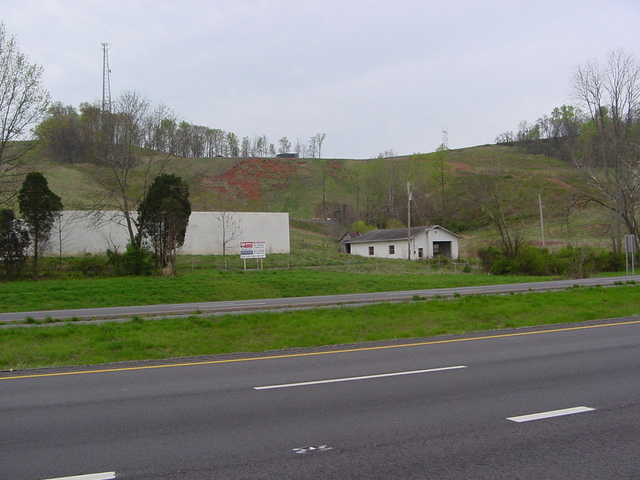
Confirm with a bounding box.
[101,42,112,112]
[442,127,449,149]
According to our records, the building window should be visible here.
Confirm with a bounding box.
[389,245,395,255]
[368,246,375,256]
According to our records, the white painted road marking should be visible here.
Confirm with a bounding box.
[508,406,595,423]
[293,445,333,454]
[41,473,116,480]
[254,365,467,390]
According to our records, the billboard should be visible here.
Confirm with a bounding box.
[240,241,266,259]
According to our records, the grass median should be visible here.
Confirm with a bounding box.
[1,284,638,371]
[0,270,552,314]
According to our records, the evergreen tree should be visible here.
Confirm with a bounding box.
[17,172,63,280]
[138,174,190,274]
[0,209,30,280]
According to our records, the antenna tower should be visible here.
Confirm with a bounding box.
[442,127,449,149]
[101,42,112,112]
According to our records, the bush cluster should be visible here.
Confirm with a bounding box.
[477,245,630,277]
[12,244,158,280]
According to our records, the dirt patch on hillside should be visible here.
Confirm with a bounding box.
[327,160,342,178]
[200,158,302,201]
[449,162,475,173]
[546,177,579,192]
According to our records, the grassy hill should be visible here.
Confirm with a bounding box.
[19,143,612,257]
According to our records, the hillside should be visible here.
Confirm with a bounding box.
[20,144,612,255]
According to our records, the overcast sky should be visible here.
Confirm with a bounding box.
[3,1,639,158]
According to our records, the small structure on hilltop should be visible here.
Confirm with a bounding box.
[343,225,460,260]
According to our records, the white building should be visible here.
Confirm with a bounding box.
[49,211,290,256]
[344,226,460,260]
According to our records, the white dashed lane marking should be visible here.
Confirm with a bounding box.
[41,472,116,480]
[507,406,595,423]
[254,365,467,390]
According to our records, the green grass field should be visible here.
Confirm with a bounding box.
[0,269,555,315]
[1,284,638,371]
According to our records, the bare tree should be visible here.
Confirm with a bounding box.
[0,23,50,203]
[143,102,177,153]
[294,138,307,158]
[209,128,227,157]
[495,131,515,143]
[213,210,242,256]
[571,49,640,250]
[94,91,172,247]
[315,132,327,158]
[278,136,291,154]
[377,149,398,158]
[476,175,525,259]
[240,136,251,157]
[432,143,449,220]
[226,132,239,156]
[254,135,269,157]
[307,136,317,158]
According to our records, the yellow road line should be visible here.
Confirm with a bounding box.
[2,319,639,381]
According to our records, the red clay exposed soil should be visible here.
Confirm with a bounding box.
[201,158,302,201]
[326,160,342,178]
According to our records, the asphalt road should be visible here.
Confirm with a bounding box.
[1,274,639,323]
[1,318,639,479]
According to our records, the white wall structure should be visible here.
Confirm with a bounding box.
[345,226,460,260]
[48,211,290,256]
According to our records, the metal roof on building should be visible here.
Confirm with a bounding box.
[344,225,459,244]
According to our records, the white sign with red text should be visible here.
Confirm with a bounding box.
[240,241,266,259]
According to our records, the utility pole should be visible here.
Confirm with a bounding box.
[407,183,412,260]
[538,193,546,248]
[101,42,111,112]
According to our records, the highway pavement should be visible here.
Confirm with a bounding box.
[1,274,639,323]
[1,317,639,479]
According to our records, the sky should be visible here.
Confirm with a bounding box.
[3,0,639,159]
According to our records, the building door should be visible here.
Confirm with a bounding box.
[433,241,452,257]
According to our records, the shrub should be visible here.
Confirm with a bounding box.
[113,243,155,276]
[68,253,112,277]
[514,245,551,276]
[350,220,377,233]
[477,246,507,273]
[479,243,628,277]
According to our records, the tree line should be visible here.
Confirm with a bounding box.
[35,99,328,163]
